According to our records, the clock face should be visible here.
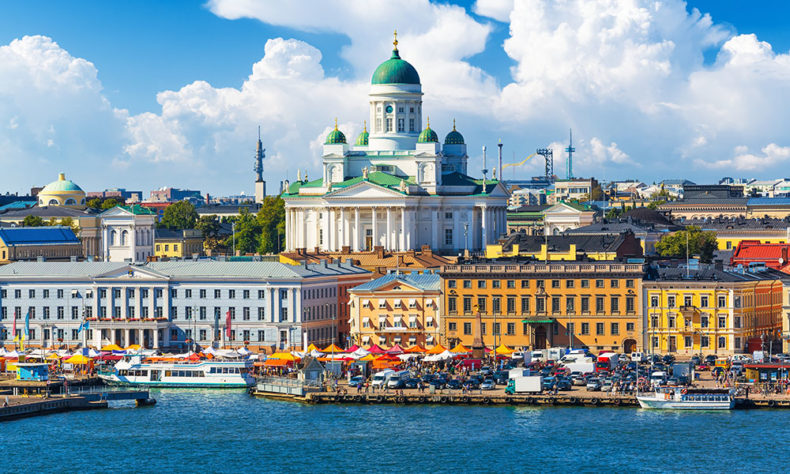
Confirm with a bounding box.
[385,105,393,113]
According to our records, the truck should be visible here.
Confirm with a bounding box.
[563,360,596,375]
[505,375,543,394]
[595,352,620,373]
[371,369,395,388]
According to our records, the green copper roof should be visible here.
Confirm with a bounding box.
[42,173,83,193]
[355,130,369,146]
[325,128,346,145]
[418,126,439,143]
[371,49,420,85]
[444,129,464,145]
[119,204,155,215]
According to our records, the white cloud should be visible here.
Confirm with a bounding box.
[473,0,514,22]
[696,143,790,171]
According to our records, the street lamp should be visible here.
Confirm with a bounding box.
[463,223,469,257]
[231,222,237,256]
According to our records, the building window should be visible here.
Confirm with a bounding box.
[42,307,50,320]
[700,296,709,308]
[735,337,741,349]
[397,118,404,132]
[610,297,619,313]
[409,118,415,132]
[734,296,741,308]
[700,316,708,328]
[684,295,693,307]
[684,336,692,348]
[448,297,457,313]
[493,323,501,336]
[566,297,575,313]
[668,316,675,328]
[626,297,635,313]
[492,280,501,289]
[625,279,634,288]
[596,323,605,335]
[610,280,619,288]
[463,322,472,335]
[596,297,604,313]
[243,307,250,321]
[626,322,634,332]
[668,295,676,308]
[477,297,487,313]
[718,316,726,328]
[567,322,574,338]
[551,280,560,289]
[521,297,530,314]
[701,336,709,348]
[463,297,472,313]
[521,280,529,288]
[243,290,250,299]
[386,118,393,132]
[611,323,619,335]
[507,297,516,314]
[536,297,545,313]
[717,296,726,308]
[650,296,659,307]
[551,297,560,313]
[581,323,590,335]
[507,280,516,289]
[477,280,486,289]
[734,316,741,329]
[463,280,472,289]
[444,229,453,245]
[492,297,501,314]
[481,323,486,335]
[229,290,235,299]
[595,280,604,288]
[448,280,457,289]
[581,297,589,313]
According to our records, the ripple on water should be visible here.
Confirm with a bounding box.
[1,392,788,473]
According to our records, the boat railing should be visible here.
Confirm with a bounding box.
[257,376,322,390]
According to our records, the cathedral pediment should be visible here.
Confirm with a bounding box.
[325,181,406,200]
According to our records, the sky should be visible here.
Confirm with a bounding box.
[1,0,790,196]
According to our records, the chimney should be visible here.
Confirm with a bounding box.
[783,247,788,265]
[375,246,384,259]
[421,244,433,257]
[205,193,210,205]
[341,245,351,255]
[397,255,405,267]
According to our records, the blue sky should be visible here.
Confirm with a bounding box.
[1,0,789,195]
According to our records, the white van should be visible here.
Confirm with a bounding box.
[531,351,545,363]
[650,371,667,387]
[386,370,411,388]
[372,369,395,388]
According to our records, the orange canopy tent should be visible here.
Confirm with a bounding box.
[322,344,344,353]
[263,359,291,367]
[450,344,470,353]
[405,345,427,353]
[426,344,447,354]
[269,352,299,361]
[306,344,319,352]
[358,354,376,361]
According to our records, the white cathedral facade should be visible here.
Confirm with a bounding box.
[282,36,509,254]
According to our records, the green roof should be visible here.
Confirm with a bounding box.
[325,128,346,144]
[119,204,155,215]
[444,121,464,145]
[371,49,420,85]
[41,173,83,193]
[355,129,369,146]
[418,126,438,143]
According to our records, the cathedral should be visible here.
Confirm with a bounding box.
[281,35,509,254]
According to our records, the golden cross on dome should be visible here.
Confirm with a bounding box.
[334,117,338,130]
[393,30,398,50]
[363,120,367,133]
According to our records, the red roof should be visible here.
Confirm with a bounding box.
[730,241,790,272]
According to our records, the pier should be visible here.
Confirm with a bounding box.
[0,389,155,421]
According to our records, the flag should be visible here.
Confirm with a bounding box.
[78,320,90,333]
[23,311,29,339]
[225,310,232,339]
[12,309,18,343]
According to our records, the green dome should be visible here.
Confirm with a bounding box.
[444,121,464,145]
[371,49,420,85]
[325,125,347,145]
[355,129,369,146]
[418,125,439,143]
[42,173,83,192]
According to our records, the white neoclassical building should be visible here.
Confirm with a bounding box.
[282,36,508,254]
[100,205,156,263]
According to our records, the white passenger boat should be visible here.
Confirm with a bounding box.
[637,387,734,410]
[99,356,254,388]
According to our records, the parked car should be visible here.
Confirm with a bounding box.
[690,355,701,366]
[586,378,601,391]
[447,379,463,390]
[481,378,496,390]
[404,378,420,389]
[493,372,509,385]
[600,379,614,392]
[662,355,675,365]
[704,355,717,365]
[349,376,364,386]
[571,375,587,386]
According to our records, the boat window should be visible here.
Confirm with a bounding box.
[209,367,215,374]
[222,367,229,374]
[165,371,172,377]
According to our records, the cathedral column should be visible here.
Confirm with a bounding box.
[130,225,137,262]
[372,207,378,249]
[453,209,459,252]
[467,210,474,252]
[399,207,405,251]
[481,205,488,248]
[321,208,330,251]
[339,207,346,249]
[386,207,392,250]
[354,207,360,252]
[102,225,109,261]
[328,208,335,251]
[285,208,292,251]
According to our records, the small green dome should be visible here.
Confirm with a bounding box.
[371,49,420,85]
[418,123,439,143]
[325,121,347,145]
[444,120,464,145]
[355,121,369,146]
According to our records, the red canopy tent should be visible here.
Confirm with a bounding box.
[376,353,401,361]
[387,344,406,354]
[367,344,387,354]
[345,344,361,353]
[94,354,122,362]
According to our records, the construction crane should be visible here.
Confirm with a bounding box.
[501,152,537,172]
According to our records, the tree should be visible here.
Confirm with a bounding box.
[256,196,286,254]
[159,201,198,230]
[195,214,221,238]
[22,215,44,227]
[86,197,103,210]
[101,198,122,210]
[589,185,604,201]
[655,226,718,263]
[229,209,261,254]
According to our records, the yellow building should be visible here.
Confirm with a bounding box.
[485,232,643,261]
[644,265,786,356]
[154,229,203,258]
[37,173,86,209]
[441,261,645,353]
[348,272,441,348]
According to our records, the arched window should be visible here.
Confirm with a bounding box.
[64,199,76,205]
[38,199,44,205]
[121,230,128,246]
[80,198,86,204]
[48,199,59,206]
[111,230,117,246]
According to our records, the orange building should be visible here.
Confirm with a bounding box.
[441,261,645,353]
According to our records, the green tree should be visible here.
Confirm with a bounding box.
[22,215,44,227]
[101,198,121,210]
[589,185,604,201]
[86,197,103,210]
[655,226,718,263]
[195,214,221,238]
[159,201,198,230]
[229,209,261,254]
[256,196,286,254]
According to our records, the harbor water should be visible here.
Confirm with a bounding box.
[2,389,788,473]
